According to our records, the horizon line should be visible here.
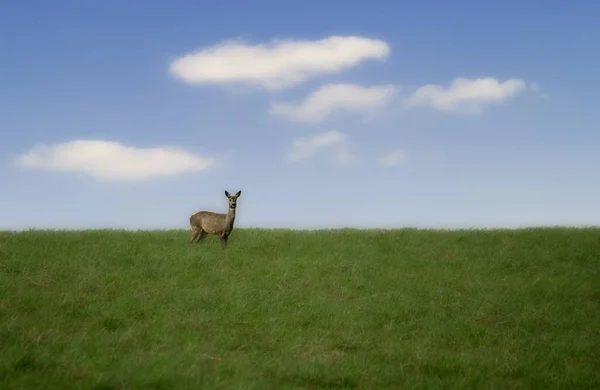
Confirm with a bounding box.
[1,224,599,233]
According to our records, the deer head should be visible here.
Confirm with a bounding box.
[224,190,242,209]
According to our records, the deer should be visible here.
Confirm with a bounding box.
[189,190,242,249]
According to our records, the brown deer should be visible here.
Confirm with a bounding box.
[189,190,242,249]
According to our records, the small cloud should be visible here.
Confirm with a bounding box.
[288,130,355,164]
[379,149,408,166]
[529,82,550,99]
[404,77,527,114]
[16,140,216,181]
[270,83,397,122]
[169,36,390,90]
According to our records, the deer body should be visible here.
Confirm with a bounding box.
[189,190,241,249]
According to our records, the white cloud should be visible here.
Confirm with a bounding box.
[288,130,354,164]
[16,140,215,181]
[404,77,527,114]
[529,82,550,99]
[379,149,408,166]
[169,36,390,90]
[270,83,397,122]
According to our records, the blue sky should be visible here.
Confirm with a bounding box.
[1,0,599,230]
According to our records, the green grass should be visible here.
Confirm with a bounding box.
[1,228,599,389]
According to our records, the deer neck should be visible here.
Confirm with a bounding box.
[225,206,236,230]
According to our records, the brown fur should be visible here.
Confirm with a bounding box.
[189,190,241,249]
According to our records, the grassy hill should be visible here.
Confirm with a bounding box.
[1,228,599,389]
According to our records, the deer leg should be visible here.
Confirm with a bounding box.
[220,234,228,250]
[197,230,208,244]
[189,228,200,244]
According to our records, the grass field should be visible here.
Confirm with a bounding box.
[1,228,599,389]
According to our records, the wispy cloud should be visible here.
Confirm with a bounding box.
[169,36,390,90]
[404,77,527,114]
[378,149,408,166]
[529,82,550,99]
[16,140,215,181]
[288,130,354,164]
[270,83,397,122]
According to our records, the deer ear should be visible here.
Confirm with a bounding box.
[224,190,230,198]
[235,190,241,198]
